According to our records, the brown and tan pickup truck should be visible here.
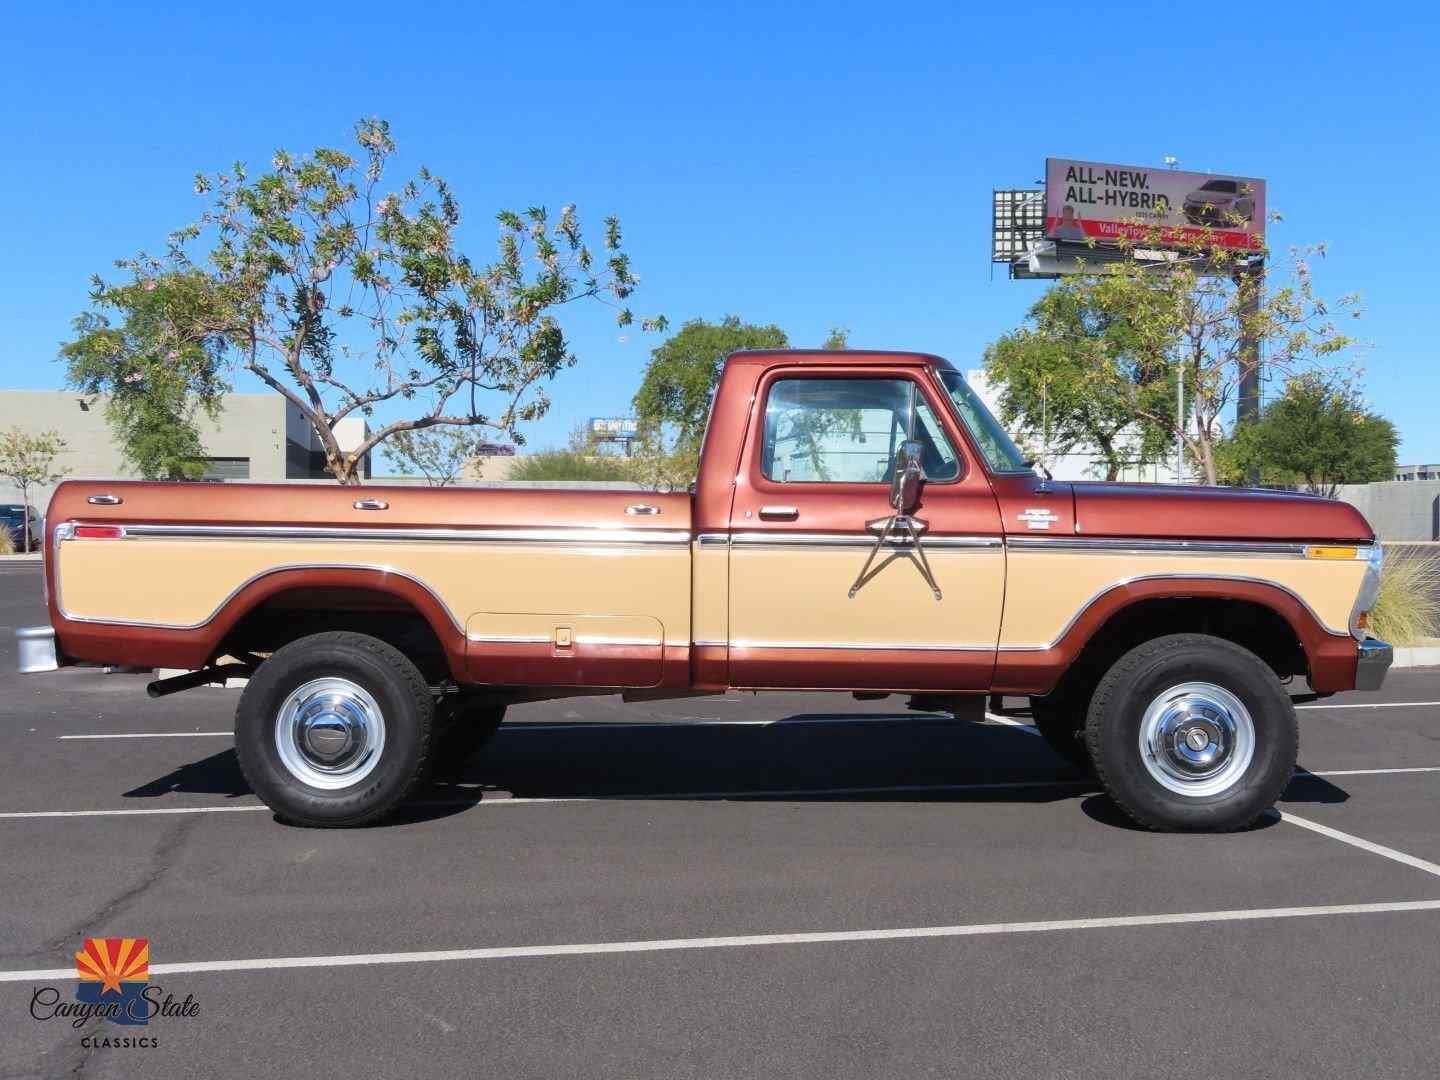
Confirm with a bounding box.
[16,350,1391,830]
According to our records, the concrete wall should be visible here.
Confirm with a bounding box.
[1337,481,1440,542]
[0,391,374,507]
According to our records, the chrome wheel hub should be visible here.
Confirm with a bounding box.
[1138,682,1255,797]
[274,678,386,790]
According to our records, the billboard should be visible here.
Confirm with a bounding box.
[1045,158,1265,251]
[590,417,638,439]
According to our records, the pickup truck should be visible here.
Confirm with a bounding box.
[16,349,1392,831]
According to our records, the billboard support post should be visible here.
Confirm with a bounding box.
[1235,261,1263,427]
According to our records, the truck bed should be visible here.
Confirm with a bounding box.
[44,480,694,687]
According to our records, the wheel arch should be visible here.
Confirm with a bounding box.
[995,575,1357,696]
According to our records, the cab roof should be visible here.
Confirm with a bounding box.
[723,348,954,370]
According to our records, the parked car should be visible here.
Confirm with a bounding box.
[16,350,1391,831]
[1183,177,1257,226]
[1,504,41,552]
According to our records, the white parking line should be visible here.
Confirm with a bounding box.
[1297,701,1440,710]
[58,732,231,740]
[0,777,1093,820]
[1303,766,1440,778]
[53,714,963,741]
[985,713,1040,735]
[1279,812,1440,879]
[2,767,1433,822]
[0,805,269,820]
[3,898,1439,983]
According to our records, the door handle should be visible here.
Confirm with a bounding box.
[758,505,799,520]
[353,499,389,511]
[625,504,660,515]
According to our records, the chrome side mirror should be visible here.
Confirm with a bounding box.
[890,440,924,514]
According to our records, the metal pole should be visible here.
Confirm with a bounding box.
[1175,364,1184,484]
[1236,260,1263,426]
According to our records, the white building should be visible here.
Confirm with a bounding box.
[963,369,1189,484]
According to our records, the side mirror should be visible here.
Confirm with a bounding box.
[890,440,924,514]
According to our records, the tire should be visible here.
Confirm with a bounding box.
[235,631,435,827]
[432,693,507,780]
[1029,695,1092,770]
[1085,633,1297,832]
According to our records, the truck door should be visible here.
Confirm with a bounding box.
[725,365,1005,690]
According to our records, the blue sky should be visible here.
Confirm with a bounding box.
[2,1,1437,461]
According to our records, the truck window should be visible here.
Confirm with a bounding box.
[761,377,960,483]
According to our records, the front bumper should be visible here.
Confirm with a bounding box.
[1355,638,1393,692]
[16,625,61,674]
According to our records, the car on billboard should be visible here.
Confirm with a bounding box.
[1182,178,1257,227]
[473,442,516,457]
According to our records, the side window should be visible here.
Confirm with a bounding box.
[761,377,961,483]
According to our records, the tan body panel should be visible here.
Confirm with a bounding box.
[1001,549,1366,647]
[728,544,1004,649]
[57,535,690,647]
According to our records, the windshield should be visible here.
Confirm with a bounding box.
[937,369,1032,474]
[1,507,25,523]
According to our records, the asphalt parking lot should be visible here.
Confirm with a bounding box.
[2,560,1439,1079]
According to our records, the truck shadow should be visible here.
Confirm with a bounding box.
[120,711,1351,829]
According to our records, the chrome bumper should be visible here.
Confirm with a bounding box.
[1355,638,1393,692]
[16,626,61,674]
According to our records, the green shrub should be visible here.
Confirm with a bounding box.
[0,527,14,556]
[507,450,636,483]
[1369,546,1440,646]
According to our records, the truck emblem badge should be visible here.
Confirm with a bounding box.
[1018,508,1059,530]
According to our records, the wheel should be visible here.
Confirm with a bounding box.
[1085,633,1297,832]
[1029,695,1092,769]
[235,631,435,827]
[432,693,507,779]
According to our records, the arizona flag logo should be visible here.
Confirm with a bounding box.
[75,938,150,1026]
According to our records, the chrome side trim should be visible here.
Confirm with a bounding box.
[729,532,1001,550]
[730,640,995,652]
[53,556,467,636]
[997,572,1350,652]
[467,634,665,647]
[1007,536,1376,559]
[692,639,727,648]
[696,534,730,548]
[111,523,693,546]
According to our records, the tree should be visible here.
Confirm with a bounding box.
[61,118,661,485]
[632,316,788,460]
[1216,374,1397,495]
[0,428,67,552]
[382,427,494,486]
[1057,238,1359,485]
[822,327,849,349]
[984,288,1174,480]
[61,271,228,479]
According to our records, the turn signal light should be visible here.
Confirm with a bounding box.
[1305,545,1359,560]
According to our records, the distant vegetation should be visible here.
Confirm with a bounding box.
[508,450,637,483]
[1370,548,1440,646]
